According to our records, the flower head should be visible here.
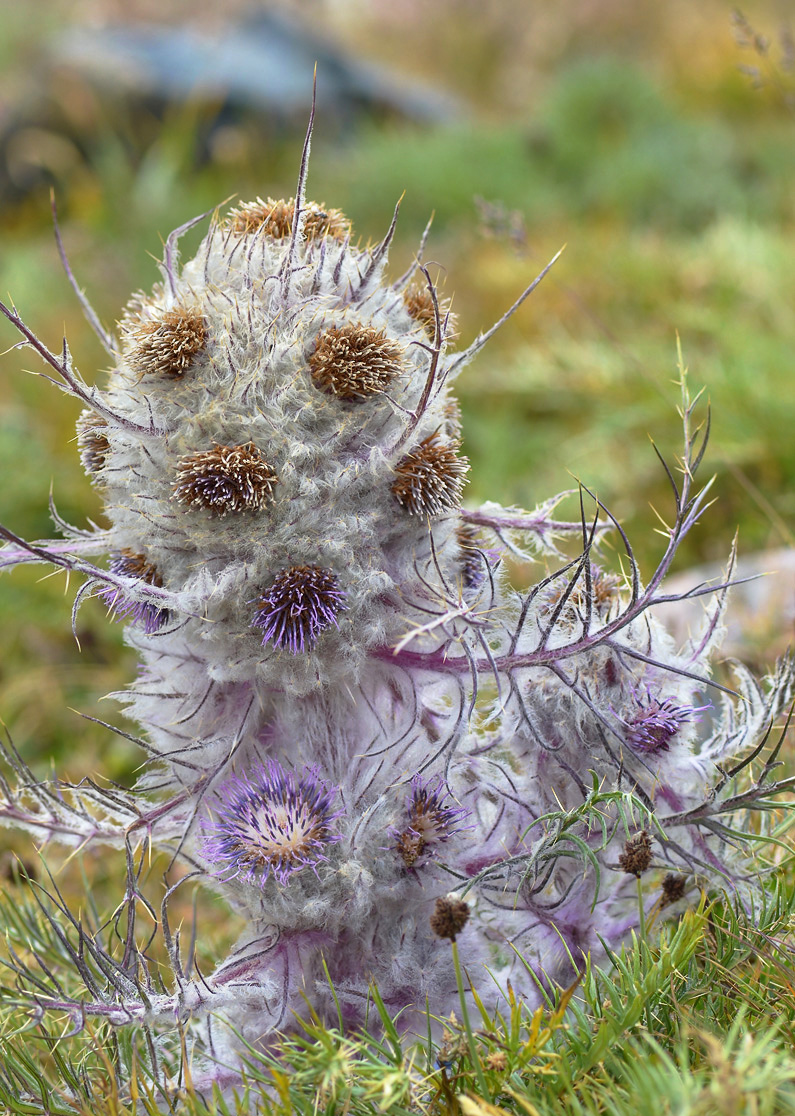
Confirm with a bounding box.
[394,775,471,868]
[126,305,206,379]
[173,442,279,516]
[391,432,469,517]
[201,761,342,886]
[76,411,110,477]
[251,565,347,654]
[227,196,350,242]
[99,550,169,634]
[309,324,404,400]
[625,694,702,754]
[430,895,470,942]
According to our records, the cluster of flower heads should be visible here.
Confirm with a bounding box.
[0,123,791,1097]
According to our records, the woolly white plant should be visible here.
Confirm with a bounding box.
[0,111,792,1098]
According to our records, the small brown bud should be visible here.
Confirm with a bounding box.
[309,323,404,401]
[76,410,110,476]
[127,305,206,380]
[227,197,350,242]
[660,873,687,909]
[391,432,469,517]
[430,895,470,941]
[618,831,653,877]
[403,285,457,342]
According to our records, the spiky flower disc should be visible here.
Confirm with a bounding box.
[202,760,342,886]
[391,432,469,516]
[227,196,351,242]
[251,565,347,654]
[173,443,279,516]
[309,324,404,400]
[403,285,457,341]
[126,305,206,379]
[99,550,168,634]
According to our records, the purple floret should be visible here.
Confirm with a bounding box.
[625,695,703,753]
[201,760,343,886]
[251,565,347,654]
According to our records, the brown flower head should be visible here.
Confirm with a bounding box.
[403,284,457,342]
[173,443,278,516]
[227,197,350,242]
[126,305,206,380]
[309,324,404,401]
[660,873,687,909]
[391,432,469,516]
[430,895,470,942]
[618,830,653,877]
[76,410,110,476]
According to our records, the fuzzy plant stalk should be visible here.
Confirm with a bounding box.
[0,114,793,1096]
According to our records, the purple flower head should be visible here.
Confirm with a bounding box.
[251,565,347,654]
[201,760,343,886]
[624,694,705,754]
[394,775,471,868]
[98,550,169,634]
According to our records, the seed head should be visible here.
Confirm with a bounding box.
[309,324,404,401]
[201,760,342,886]
[660,873,687,909]
[251,565,347,654]
[99,550,168,634]
[618,831,653,877]
[173,443,278,516]
[227,196,350,242]
[430,895,470,942]
[391,432,469,516]
[76,411,110,476]
[126,305,206,379]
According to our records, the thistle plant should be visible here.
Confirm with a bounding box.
[0,109,793,1102]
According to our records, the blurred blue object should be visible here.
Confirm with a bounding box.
[52,10,463,124]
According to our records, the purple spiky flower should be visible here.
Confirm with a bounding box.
[624,694,703,753]
[98,550,169,634]
[394,775,471,868]
[201,760,343,886]
[251,565,347,654]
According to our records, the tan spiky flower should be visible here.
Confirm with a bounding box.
[227,196,350,242]
[309,324,404,401]
[126,305,206,380]
[76,410,110,476]
[173,443,278,516]
[403,284,457,341]
[391,432,469,516]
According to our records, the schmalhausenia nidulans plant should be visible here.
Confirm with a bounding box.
[0,114,792,1097]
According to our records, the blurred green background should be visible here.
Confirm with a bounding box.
[0,0,793,781]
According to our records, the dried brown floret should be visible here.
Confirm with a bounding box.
[173,443,279,516]
[618,831,653,877]
[227,196,350,242]
[403,284,457,341]
[660,873,687,909]
[76,410,110,476]
[309,324,404,401]
[391,432,469,516]
[127,305,206,380]
[430,896,470,941]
